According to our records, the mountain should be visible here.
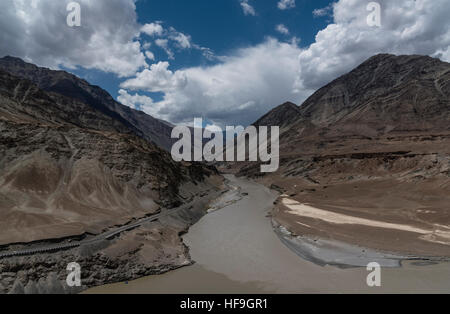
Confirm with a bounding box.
[247,54,450,157]
[253,101,302,128]
[236,54,450,257]
[0,56,174,151]
[0,61,218,246]
[294,54,449,137]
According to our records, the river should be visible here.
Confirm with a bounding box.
[87,175,450,294]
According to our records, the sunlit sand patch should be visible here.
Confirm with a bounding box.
[281,198,450,246]
[295,221,312,229]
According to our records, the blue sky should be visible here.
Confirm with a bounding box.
[2,0,450,127]
[72,0,333,104]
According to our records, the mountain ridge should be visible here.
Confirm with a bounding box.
[0,59,219,245]
[0,56,174,151]
[274,54,450,140]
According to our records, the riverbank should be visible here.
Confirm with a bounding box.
[0,175,225,294]
[271,192,450,267]
[273,220,411,268]
[87,175,450,294]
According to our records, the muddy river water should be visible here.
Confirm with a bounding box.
[87,175,450,294]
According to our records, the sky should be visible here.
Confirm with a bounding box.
[1,0,450,127]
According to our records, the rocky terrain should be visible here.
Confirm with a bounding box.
[0,58,224,293]
[233,54,450,258]
[0,191,221,294]
[0,56,174,151]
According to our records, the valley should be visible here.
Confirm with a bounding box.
[0,54,449,294]
[87,175,450,294]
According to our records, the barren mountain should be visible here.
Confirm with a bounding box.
[0,57,226,293]
[0,56,174,151]
[0,62,219,245]
[253,101,302,129]
[237,54,450,257]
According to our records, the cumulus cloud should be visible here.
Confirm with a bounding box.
[295,0,450,91]
[240,0,256,16]
[120,38,308,126]
[155,39,174,60]
[3,0,449,128]
[169,30,192,49]
[120,61,188,93]
[277,0,296,10]
[313,4,334,17]
[119,0,450,127]
[141,22,164,37]
[276,24,290,35]
[0,0,147,77]
[145,51,155,61]
[141,23,212,60]
[117,89,154,110]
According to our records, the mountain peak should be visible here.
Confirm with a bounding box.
[296,53,450,133]
[279,101,299,109]
[354,53,444,73]
[1,55,24,61]
[0,56,175,150]
[254,101,301,127]
[251,53,450,146]
[0,55,37,68]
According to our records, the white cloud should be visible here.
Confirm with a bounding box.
[144,23,212,60]
[155,39,174,59]
[120,38,308,126]
[3,0,449,128]
[117,89,154,110]
[145,51,155,61]
[194,46,217,61]
[141,22,164,37]
[313,4,333,17]
[295,0,450,91]
[277,0,296,10]
[120,61,188,93]
[169,30,192,49]
[240,0,256,16]
[119,0,450,127]
[0,0,147,77]
[276,24,290,35]
[142,42,152,50]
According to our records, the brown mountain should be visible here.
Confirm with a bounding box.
[0,61,218,245]
[0,56,174,151]
[294,54,449,138]
[238,54,450,257]
[253,101,302,128]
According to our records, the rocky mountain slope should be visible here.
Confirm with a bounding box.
[0,61,221,246]
[0,56,174,151]
[238,54,450,257]
[254,54,450,141]
[0,57,225,294]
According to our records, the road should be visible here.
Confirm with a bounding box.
[0,205,188,259]
[88,175,450,294]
